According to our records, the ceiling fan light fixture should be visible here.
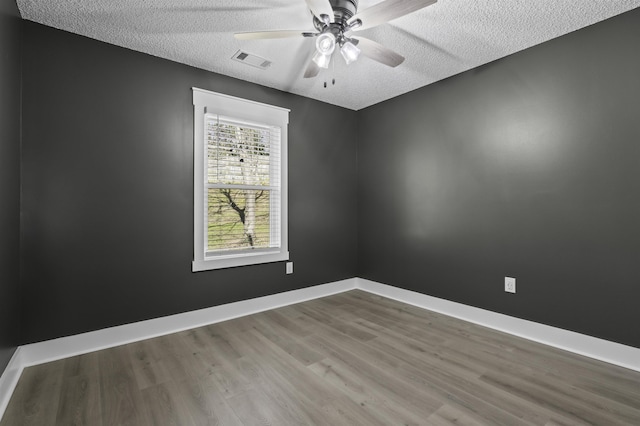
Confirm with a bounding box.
[312,50,332,69]
[315,32,336,55]
[340,40,361,65]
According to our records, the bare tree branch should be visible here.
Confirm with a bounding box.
[220,189,245,224]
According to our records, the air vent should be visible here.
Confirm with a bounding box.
[231,50,272,70]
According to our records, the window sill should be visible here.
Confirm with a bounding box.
[192,250,289,272]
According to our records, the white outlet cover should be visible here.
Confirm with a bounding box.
[505,277,516,293]
[286,262,294,274]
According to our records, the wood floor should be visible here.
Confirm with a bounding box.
[2,290,640,425]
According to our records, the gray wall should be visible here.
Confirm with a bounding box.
[0,0,22,373]
[358,9,640,348]
[20,22,358,344]
[11,7,640,350]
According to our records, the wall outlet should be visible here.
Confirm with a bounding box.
[286,262,294,274]
[505,277,516,293]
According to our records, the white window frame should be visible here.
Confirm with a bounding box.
[192,88,289,271]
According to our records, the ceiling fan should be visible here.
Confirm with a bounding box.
[234,0,437,78]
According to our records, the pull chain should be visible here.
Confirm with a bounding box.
[331,54,336,86]
[324,53,337,88]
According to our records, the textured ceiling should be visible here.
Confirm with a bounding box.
[17,0,640,110]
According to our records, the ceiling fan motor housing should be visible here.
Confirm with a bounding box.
[332,0,358,23]
[313,0,358,30]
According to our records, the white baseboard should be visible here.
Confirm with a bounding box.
[356,278,640,373]
[0,278,356,421]
[0,347,24,420]
[3,276,639,421]
[19,278,357,367]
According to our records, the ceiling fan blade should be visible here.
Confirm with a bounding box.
[305,0,335,23]
[354,37,405,67]
[303,58,321,78]
[349,0,437,32]
[234,30,315,40]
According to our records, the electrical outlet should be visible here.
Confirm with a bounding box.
[505,277,516,293]
[286,262,294,274]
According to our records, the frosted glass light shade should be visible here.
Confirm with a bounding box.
[312,50,331,69]
[315,33,336,55]
[340,41,361,65]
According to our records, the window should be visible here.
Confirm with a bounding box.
[192,88,289,271]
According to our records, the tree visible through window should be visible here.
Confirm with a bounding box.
[206,117,279,252]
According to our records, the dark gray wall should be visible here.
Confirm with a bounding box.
[358,9,640,348]
[14,7,640,349]
[0,0,22,373]
[20,22,357,344]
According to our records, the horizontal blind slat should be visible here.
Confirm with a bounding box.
[204,113,282,254]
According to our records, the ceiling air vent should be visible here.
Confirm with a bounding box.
[231,50,272,70]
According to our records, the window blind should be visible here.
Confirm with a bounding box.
[205,114,282,254]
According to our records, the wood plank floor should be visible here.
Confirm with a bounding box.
[2,290,640,425]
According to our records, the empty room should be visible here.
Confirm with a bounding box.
[1,0,640,424]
